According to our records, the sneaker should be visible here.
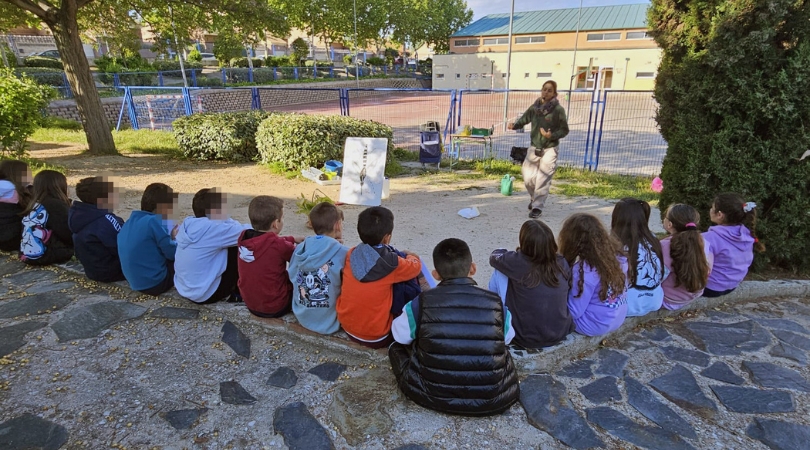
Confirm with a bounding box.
[529,208,542,219]
[528,202,533,210]
[225,292,243,303]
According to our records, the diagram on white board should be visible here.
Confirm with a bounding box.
[339,137,388,206]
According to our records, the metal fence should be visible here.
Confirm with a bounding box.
[115,86,666,177]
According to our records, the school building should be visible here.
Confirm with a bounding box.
[432,4,661,91]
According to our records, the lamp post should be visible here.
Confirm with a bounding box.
[502,0,515,131]
[353,0,360,88]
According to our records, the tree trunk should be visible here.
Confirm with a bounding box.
[48,0,117,155]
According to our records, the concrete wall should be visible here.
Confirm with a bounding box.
[432,48,661,91]
[47,97,128,126]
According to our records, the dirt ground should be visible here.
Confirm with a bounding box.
[28,143,663,284]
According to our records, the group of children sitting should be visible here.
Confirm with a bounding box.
[0,158,763,417]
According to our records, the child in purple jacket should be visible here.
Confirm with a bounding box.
[702,193,764,297]
[558,213,629,337]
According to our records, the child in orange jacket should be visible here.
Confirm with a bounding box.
[337,206,422,348]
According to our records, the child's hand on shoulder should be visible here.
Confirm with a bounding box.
[171,224,180,239]
[402,250,420,259]
[293,236,305,244]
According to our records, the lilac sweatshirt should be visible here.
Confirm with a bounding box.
[702,225,754,291]
[661,237,714,310]
[567,256,629,337]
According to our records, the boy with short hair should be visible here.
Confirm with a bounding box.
[287,202,348,334]
[174,188,247,303]
[69,176,125,282]
[336,206,422,348]
[238,196,304,318]
[389,238,519,416]
[118,183,179,296]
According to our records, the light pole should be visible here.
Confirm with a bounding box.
[502,0,515,131]
[567,0,583,111]
[353,0,360,88]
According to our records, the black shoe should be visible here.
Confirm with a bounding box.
[529,208,542,219]
[226,292,243,303]
[528,202,533,210]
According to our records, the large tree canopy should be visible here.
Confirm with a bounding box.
[650,0,810,270]
[0,0,288,155]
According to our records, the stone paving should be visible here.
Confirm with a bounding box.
[1,253,810,449]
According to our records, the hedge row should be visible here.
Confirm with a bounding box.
[14,68,65,87]
[23,56,63,69]
[172,111,271,161]
[171,111,394,169]
[256,114,394,169]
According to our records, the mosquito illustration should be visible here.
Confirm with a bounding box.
[359,144,368,194]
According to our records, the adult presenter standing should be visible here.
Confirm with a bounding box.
[508,80,569,219]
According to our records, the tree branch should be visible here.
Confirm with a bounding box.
[76,0,96,9]
[2,0,51,18]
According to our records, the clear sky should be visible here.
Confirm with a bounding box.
[467,0,650,20]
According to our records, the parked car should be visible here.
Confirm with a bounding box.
[200,52,218,65]
[29,50,60,59]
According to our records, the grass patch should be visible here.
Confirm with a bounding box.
[1,155,66,175]
[554,166,659,206]
[29,127,182,158]
[264,161,299,179]
[393,147,419,162]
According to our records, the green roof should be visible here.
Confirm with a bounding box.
[452,4,649,37]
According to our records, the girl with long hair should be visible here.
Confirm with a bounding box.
[488,219,573,348]
[611,198,667,317]
[702,192,764,297]
[0,160,32,251]
[558,213,628,337]
[20,170,74,265]
[660,204,712,309]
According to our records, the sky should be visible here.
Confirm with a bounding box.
[467,0,650,20]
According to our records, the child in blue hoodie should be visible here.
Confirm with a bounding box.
[69,177,125,282]
[175,188,248,303]
[287,202,348,334]
[702,193,764,297]
[118,183,179,295]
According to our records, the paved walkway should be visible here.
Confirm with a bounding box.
[1,254,810,449]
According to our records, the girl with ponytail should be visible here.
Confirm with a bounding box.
[702,192,764,297]
[660,204,712,309]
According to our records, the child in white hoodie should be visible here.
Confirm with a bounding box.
[174,188,248,303]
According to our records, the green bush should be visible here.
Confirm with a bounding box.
[366,56,385,67]
[223,67,276,84]
[256,113,394,169]
[23,56,63,69]
[152,60,203,72]
[0,69,52,156]
[265,56,292,67]
[229,57,264,68]
[0,44,16,68]
[14,68,65,87]
[195,77,223,87]
[651,0,810,270]
[172,111,271,161]
[187,49,202,62]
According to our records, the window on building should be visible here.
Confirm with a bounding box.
[586,32,621,41]
[524,73,530,78]
[456,73,461,79]
[515,36,546,44]
[626,31,650,40]
[483,38,509,45]
[436,74,445,79]
[636,72,656,78]
[454,39,480,47]
[469,73,479,79]
[502,73,508,78]
[536,72,553,78]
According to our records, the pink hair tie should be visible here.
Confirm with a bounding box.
[684,222,697,230]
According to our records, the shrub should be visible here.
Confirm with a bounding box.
[256,113,394,169]
[290,38,309,66]
[14,68,65,87]
[195,77,223,87]
[223,67,276,84]
[152,60,203,72]
[0,44,16,68]
[0,69,52,156]
[229,57,264,68]
[23,56,63,69]
[366,56,385,67]
[651,0,810,270]
[265,56,291,67]
[172,111,271,161]
[187,49,202,62]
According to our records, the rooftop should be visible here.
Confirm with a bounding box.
[452,3,649,37]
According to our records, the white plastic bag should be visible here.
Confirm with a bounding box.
[457,207,480,219]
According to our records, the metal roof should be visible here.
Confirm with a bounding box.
[452,4,649,37]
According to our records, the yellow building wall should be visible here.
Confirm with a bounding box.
[432,47,661,91]
[451,28,658,54]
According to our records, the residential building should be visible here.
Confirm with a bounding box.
[433,4,660,91]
